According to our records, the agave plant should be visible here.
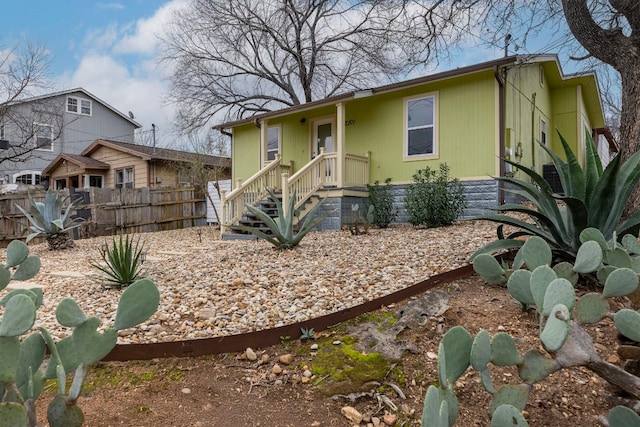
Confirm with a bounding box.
[470,131,640,261]
[235,188,336,250]
[90,234,147,288]
[15,189,85,250]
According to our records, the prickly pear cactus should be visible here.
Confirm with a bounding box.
[0,240,160,427]
[423,231,640,424]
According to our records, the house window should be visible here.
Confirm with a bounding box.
[267,125,281,161]
[115,167,134,188]
[89,175,103,188]
[13,171,41,185]
[67,96,92,116]
[405,93,437,158]
[540,119,547,145]
[34,123,53,151]
[539,65,545,87]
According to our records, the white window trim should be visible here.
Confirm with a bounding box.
[115,167,134,188]
[266,124,281,161]
[12,171,42,185]
[403,91,439,161]
[33,123,54,152]
[66,95,92,116]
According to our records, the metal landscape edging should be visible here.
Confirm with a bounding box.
[104,263,476,361]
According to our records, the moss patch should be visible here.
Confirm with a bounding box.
[308,337,392,396]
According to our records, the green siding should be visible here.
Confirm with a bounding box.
[230,59,604,187]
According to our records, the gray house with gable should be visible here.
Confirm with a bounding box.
[0,88,141,186]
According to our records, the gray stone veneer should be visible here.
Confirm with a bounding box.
[311,179,500,231]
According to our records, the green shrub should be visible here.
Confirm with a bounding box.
[470,131,640,262]
[367,178,397,228]
[91,234,147,288]
[0,240,159,426]
[235,188,336,250]
[404,163,466,228]
[425,233,640,426]
[15,189,85,250]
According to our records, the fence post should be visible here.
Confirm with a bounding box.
[281,173,289,219]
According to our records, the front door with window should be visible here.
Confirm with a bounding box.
[312,118,335,158]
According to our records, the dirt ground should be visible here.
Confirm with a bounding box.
[35,274,622,427]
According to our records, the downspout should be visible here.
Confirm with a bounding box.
[494,65,506,205]
[531,93,537,171]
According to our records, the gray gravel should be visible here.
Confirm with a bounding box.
[3,222,498,344]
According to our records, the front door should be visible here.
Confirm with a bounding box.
[312,118,335,158]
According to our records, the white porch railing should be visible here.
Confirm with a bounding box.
[221,149,369,233]
[344,152,370,187]
[286,148,336,210]
[220,155,291,232]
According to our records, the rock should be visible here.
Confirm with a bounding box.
[181,388,191,394]
[272,364,283,374]
[245,347,257,361]
[279,353,294,364]
[302,369,313,378]
[341,406,363,424]
[382,412,397,425]
[310,343,319,351]
[371,416,381,426]
[333,340,342,345]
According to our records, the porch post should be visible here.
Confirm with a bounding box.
[220,189,227,235]
[336,102,345,188]
[259,120,267,167]
[281,173,290,219]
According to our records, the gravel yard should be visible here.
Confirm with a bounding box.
[6,221,498,344]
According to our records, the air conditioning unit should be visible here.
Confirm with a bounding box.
[542,163,564,194]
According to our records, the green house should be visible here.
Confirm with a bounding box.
[214,54,614,233]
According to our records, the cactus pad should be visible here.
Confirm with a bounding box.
[440,326,473,385]
[614,309,640,343]
[530,265,557,310]
[507,270,534,307]
[520,236,552,270]
[0,294,36,336]
[473,254,506,284]
[608,405,640,427]
[574,293,609,324]
[518,350,558,383]
[540,304,570,351]
[490,333,522,366]
[113,278,160,330]
[471,329,491,371]
[491,404,529,426]
[574,240,603,273]
[489,384,530,415]
[603,268,639,298]
[542,279,575,317]
[6,241,29,268]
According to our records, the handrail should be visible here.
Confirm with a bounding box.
[220,155,291,232]
[221,150,369,233]
[285,148,337,210]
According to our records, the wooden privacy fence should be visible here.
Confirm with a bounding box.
[0,186,207,247]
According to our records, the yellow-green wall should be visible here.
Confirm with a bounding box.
[231,60,603,188]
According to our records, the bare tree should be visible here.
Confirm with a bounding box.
[0,38,60,167]
[170,131,231,225]
[159,0,466,130]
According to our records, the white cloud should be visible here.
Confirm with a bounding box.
[114,0,189,56]
[57,1,193,147]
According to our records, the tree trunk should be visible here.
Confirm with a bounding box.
[561,0,640,217]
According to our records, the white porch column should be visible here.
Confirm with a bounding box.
[259,120,268,167]
[336,102,345,188]
[83,174,90,189]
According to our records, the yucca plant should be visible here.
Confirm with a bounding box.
[235,188,336,250]
[91,234,147,288]
[15,189,85,250]
[470,131,640,261]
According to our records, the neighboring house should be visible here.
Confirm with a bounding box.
[213,54,614,233]
[42,139,231,189]
[0,88,141,186]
